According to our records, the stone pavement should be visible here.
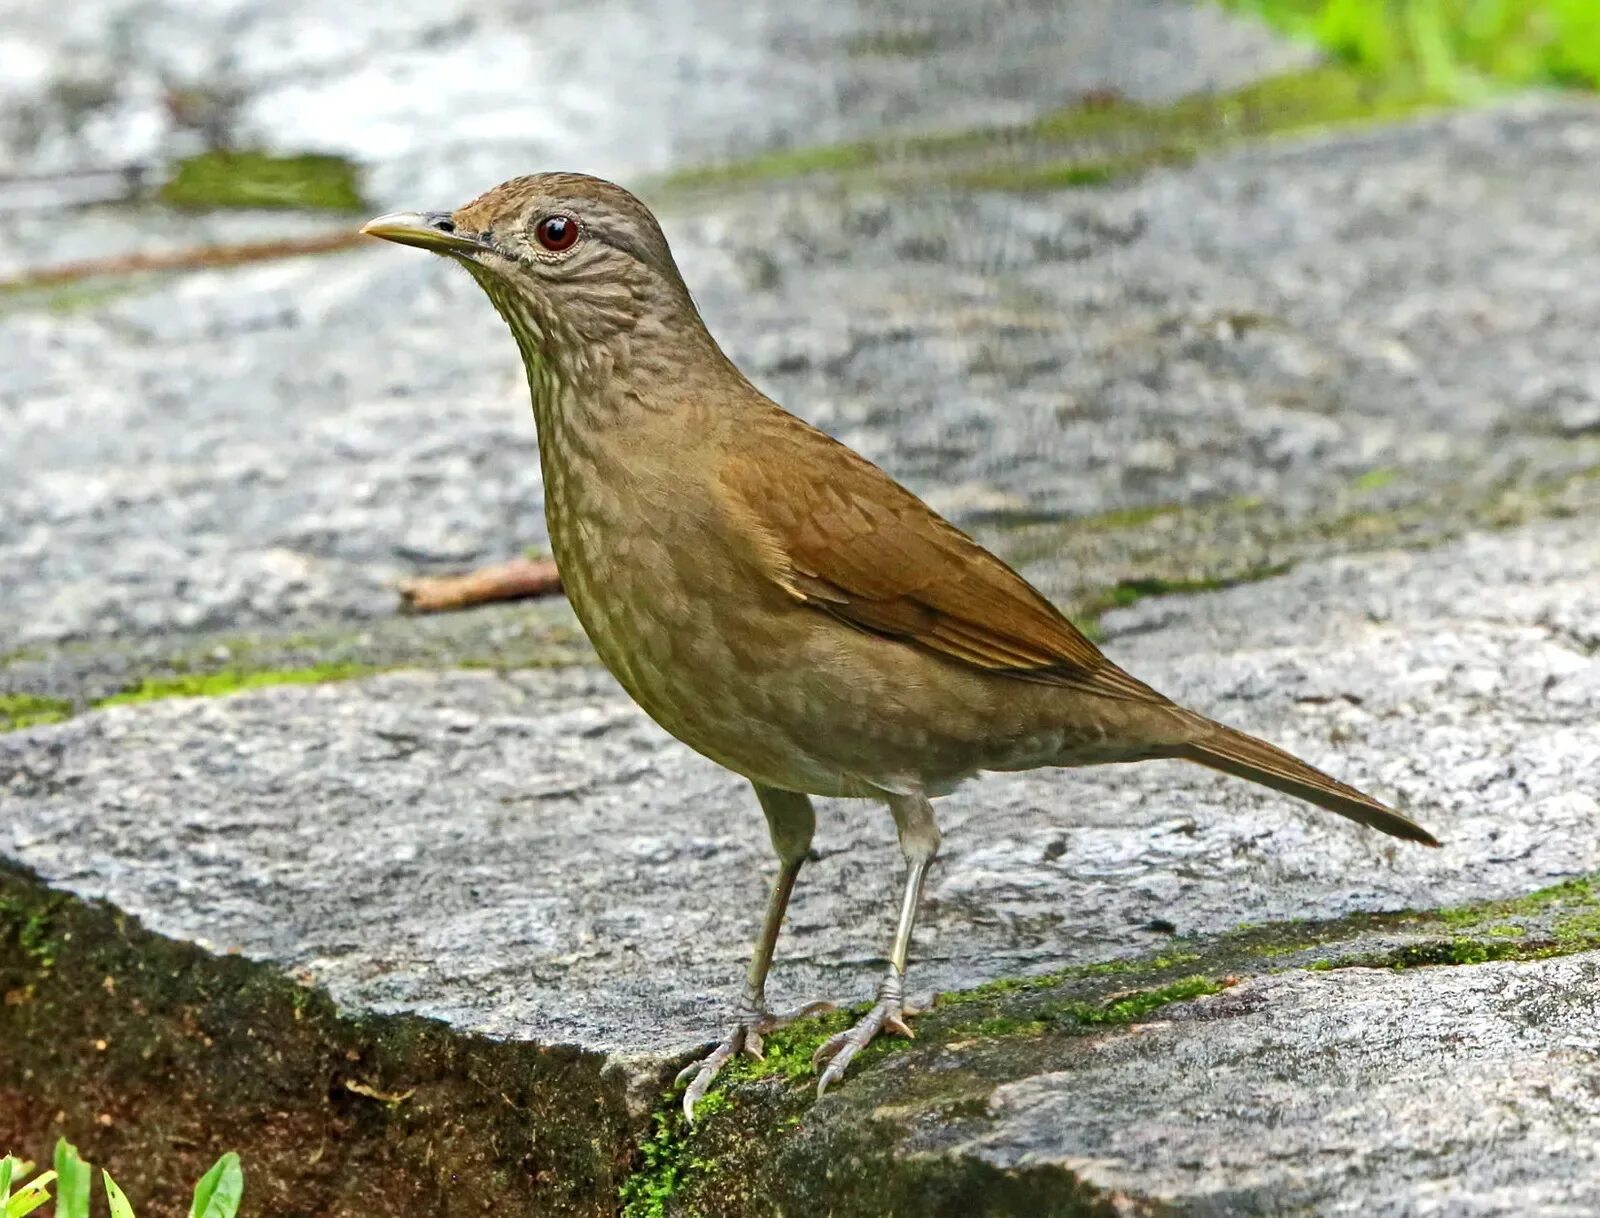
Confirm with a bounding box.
[3,2,1599,1214]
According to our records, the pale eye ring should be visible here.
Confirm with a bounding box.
[535,214,579,252]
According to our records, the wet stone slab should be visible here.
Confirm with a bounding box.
[3,518,1597,1057]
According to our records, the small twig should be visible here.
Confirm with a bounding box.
[0,230,366,293]
[399,557,563,614]
[343,1078,416,1105]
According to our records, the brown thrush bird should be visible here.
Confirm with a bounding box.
[362,174,1438,1118]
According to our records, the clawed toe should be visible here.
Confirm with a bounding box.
[677,992,903,1116]
[813,997,917,1097]
[677,1038,737,1120]
[677,999,838,1121]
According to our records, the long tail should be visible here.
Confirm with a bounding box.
[1176,715,1439,846]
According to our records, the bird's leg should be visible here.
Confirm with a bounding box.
[678,784,830,1120]
[814,791,941,1096]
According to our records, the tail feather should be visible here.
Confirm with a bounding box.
[1177,717,1439,847]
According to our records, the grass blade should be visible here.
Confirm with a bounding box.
[51,1142,91,1218]
[188,1154,243,1218]
[4,1170,54,1218]
[102,1173,137,1218]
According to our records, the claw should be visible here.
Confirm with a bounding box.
[811,1030,850,1071]
[813,993,918,1097]
[678,1037,737,1121]
[676,996,835,1122]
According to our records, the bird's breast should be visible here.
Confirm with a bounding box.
[540,440,882,794]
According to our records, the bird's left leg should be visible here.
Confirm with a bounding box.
[813,790,941,1096]
[677,783,831,1119]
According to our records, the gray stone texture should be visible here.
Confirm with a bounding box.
[0,0,1311,212]
[4,0,1600,1212]
[964,956,1600,1215]
[7,100,1600,646]
[5,519,1598,1057]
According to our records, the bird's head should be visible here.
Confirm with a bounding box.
[362,173,709,391]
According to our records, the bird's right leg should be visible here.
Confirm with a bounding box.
[812,790,940,1095]
[677,783,831,1119]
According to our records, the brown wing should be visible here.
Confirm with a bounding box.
[717,410,1165,703]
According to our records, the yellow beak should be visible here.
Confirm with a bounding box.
[359,211,483,256]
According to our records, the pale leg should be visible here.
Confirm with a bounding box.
[677,783,831,1119]
[813,790,941,1096]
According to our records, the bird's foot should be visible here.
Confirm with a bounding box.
[812,973,920,1097]
[676,998,835,1120]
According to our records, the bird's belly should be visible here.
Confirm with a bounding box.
[576,601,866,795]
[548,494,1123,799]
[552,510,866,794]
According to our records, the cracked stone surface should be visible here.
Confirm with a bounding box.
[4,519,1597,1054]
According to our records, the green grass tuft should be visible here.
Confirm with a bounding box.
[0,1143,241,1218]
[1224,0,1600,95]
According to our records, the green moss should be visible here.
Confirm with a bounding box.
[739,1010,857,1084]
[619,1106,696,1218]
[946,159,1130,192]
[940,951,1206,1011]
[660,65,1445,197]
[1104,563,1295,609]
[1065,561,1296,638]
[1055,974,1226,1024]
[2,602,599,735]
[94,663,381,708]
[661,140,884,192]
[0,693,73,732]
[160,151,366,212]
[1434,873,1597,930]
[967,501,1180,539]
[975,1015,1050,1037]
[938,970,1071,1008]
[0,861,641,1215]
[0,890,65,968]
[0,279,140,316]
[967,975,1227,1038]
[1352,467,1400,492]
[1233,871,1600,974]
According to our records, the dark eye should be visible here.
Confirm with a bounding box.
[535,214,578,252]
